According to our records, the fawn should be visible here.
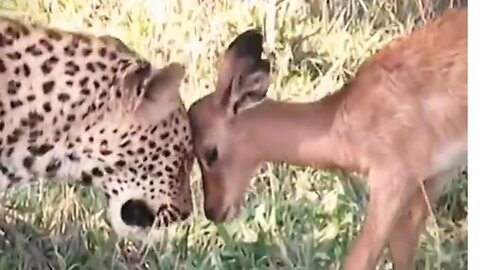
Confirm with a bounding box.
[188,7,467,270]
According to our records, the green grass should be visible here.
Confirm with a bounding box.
[0,0,468,269]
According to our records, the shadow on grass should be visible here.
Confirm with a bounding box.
[0,209,150,270]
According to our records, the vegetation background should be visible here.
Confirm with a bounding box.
[0,0,468,269]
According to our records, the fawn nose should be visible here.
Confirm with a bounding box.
[205,205,232,222]
[121,199,155,228]
[205,207,216,221]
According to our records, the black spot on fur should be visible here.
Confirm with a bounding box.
[82,48,92,56]
[28,144,54,156]
[7,52,21,60]
[41,56,59,74]
[42,81,55,94]
[109,52,118,60]
[0,163,8,174]
[62,124,70,132]
[39,39,54,52]
[25,44,42,56]
[81,171,93,185]
[160,132,169,140]
[147,164,155,172]
[99,47,107,57]
[57,93,70,102]
[63,45,76,56]
[91,167,104,177]
[119,140,131,148]
[79,77,89,87]
[29,130,43,140]
[5,27,20,39]
[0,59,6,72]
[7,173,22,183]
[99,90,108,99]
[0,33,6,47]
[7,80,21,95]
[45,29,62,41]
[80,88,90,96]
[104,166,114,174]
[114,160,126,167]
[66,114,76,122]
[20,117,30,127]
[10,100,23,109]
[7,128,22,144]
[42,102,52,112]
[100,150,112,156]
[23,156,35,170]
[96,61,107,71]
[67,153,80,161]
[150,126,158,134]
[148,141,156,148]
[46,158,61,176]
[27,111,44,128]
[26,94,36,102]
[173,144,182,152]
[86,62,95,72]
[22,63,31,77]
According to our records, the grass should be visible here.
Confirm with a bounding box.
[0,0,468,269]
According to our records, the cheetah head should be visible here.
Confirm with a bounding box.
[0,19,194,241]
[77,61,194,240]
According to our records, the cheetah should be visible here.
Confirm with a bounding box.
[0,16,194,240]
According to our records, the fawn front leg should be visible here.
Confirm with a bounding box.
[343,170,417,270]
[388,171,454,270]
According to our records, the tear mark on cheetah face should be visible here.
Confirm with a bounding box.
[0,16,193,240]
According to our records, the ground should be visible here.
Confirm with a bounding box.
[0,0,467,269]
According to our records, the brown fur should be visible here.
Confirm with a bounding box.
[188,8,467,270]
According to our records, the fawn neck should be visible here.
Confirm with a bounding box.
[238,89,355,172]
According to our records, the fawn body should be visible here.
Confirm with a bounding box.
[188,8,467,270]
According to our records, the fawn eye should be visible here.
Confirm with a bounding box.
[204,147,218,167]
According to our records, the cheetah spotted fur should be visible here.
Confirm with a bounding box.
[0,16,194,240]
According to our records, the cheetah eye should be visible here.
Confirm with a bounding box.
[204,147,218,167]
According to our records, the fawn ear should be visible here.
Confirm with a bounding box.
[121,61,186,122]
[215,29,271,115]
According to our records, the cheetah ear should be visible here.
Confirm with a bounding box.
[120,60,152,112]
[135,62,186,122]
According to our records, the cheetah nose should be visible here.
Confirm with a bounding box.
[120,199,155,228]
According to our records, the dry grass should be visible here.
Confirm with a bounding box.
[0,0,468,269]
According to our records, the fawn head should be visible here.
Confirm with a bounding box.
[188,29,271,222]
